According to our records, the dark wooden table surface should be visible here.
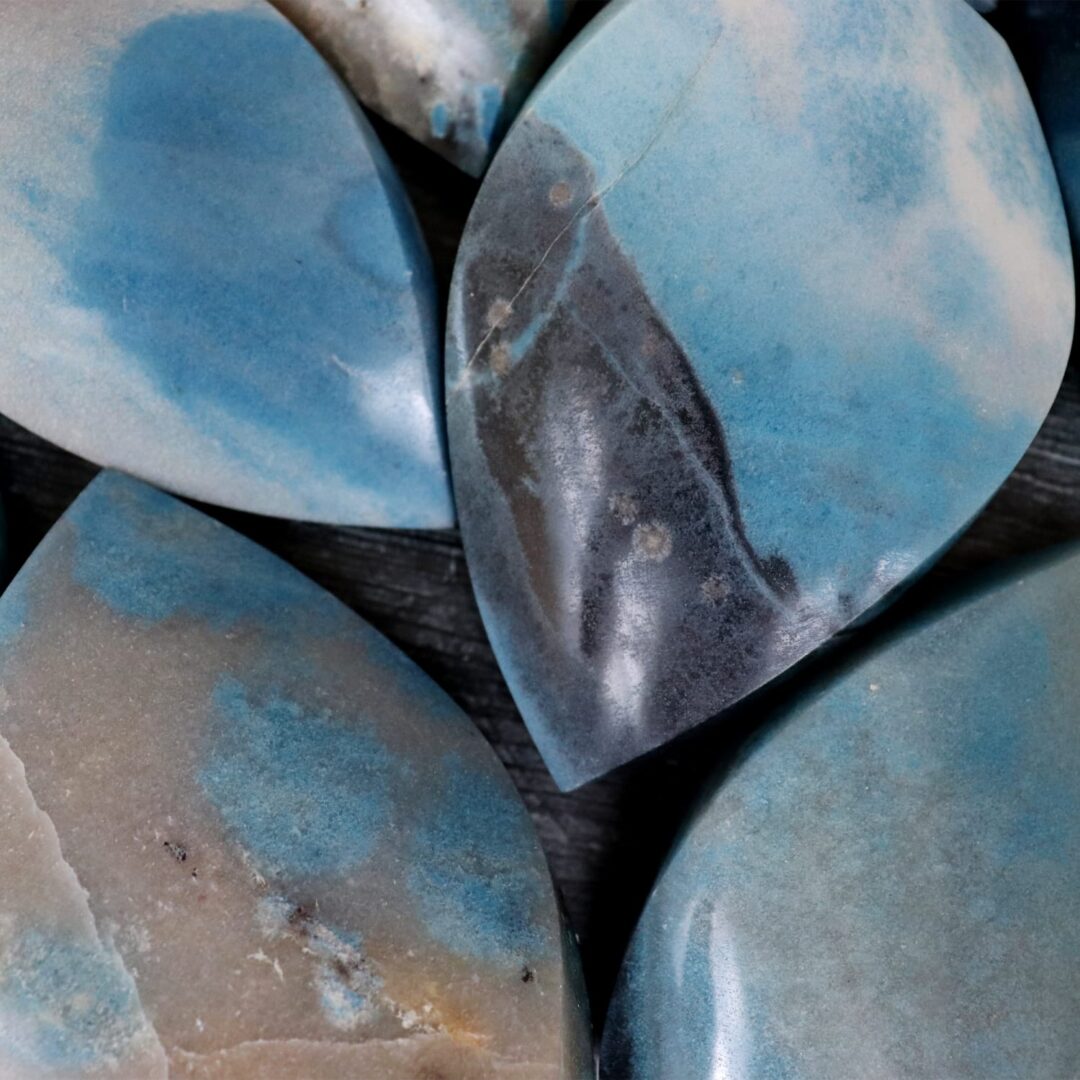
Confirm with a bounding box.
[2,1,1077,1035]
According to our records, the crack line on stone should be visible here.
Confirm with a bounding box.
[0,732,170,1076]
[465,27,725,371]
[169,1031,552,1070]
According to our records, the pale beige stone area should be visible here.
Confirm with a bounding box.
[0,492,592,1078]
[172,1033,559,1078]
[0,734,168,1078]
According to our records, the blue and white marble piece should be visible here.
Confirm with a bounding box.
[0,0,452,527]
[0,472,589,1077]
[270,0,579,175]
[601,545,1080,1078]
[446,0,1075,789]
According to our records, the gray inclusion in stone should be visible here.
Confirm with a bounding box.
[450,114,796,789]
[0,470,590,1077]
[446,0,1073,789]
[601,545,1080,1079]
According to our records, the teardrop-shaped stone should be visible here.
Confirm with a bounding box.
[446,0,1074,788]
[270,0,579,176]
[601,545,1080,1078]
[0,472,589,1077]
[0,0,451,527]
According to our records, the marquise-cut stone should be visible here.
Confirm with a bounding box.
[0,472,589,1078]
[270,0,578,176]
[446,0,1074,788]
[601,545,1080,1078]
[0,0,451,527]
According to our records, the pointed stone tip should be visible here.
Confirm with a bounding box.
[0,0,450,528]
[0,465,589,1073]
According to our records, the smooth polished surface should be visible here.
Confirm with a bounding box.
[271,0,577,176]
[601,545,1080,1078]
[0,0,451,527]
[0,472,589,1077]
[446,0,1074,789]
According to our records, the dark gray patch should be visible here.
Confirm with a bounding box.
[448,116,799,787]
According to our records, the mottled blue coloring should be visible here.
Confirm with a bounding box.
[199,675,396,880]
[19,6,449,525]
[76,12,427,483]
[408,756,549,964]
[811,79,941,210]
[68,472,356,635]
[601,548,1080,1078]
[0,928,144,1070]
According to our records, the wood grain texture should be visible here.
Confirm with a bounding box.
[2,1,1078,1034]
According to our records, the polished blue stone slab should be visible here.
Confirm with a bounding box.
[271,0,580,176]
[0,0,452,527]
[446,0,1074,788]
[0,472,589,1075]
[601,545,1080,1078]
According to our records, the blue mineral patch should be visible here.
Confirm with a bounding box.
[809,78,942,210]
[430,102,451,140]
[199,674,397,881]
[45,8,447,524]
[407,755,550,964]
[534,0,1043,598]
[0,926,146,1070]
[68,472,356,635]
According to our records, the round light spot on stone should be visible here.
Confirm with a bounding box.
[549,180,573,208]
[633,522,672,562]
[701,574,730,604]
[641,331,661,358]
[609,492,639,526]
[486,297,514,328]
[490,341,511,377]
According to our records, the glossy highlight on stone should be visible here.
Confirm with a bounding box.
[446,0,1075,789]
[601,545,1080,1078]
[0,472,590,1077]
[270,0,578,176]
[0,0,451,527]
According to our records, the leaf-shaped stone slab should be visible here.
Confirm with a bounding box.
[446,0,1074,788]
[0,0,451,527]
[0,472,590,1077]
[601,545,1080,1078]
[270,0,579,176]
